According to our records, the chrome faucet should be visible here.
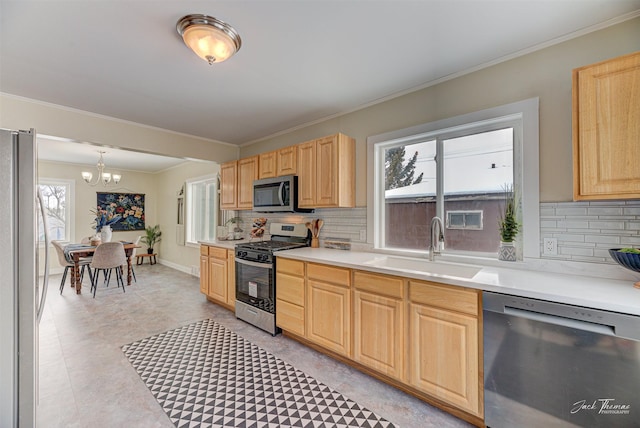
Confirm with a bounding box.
[429,216,445,261]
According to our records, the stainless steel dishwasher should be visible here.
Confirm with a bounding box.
[483,291,640,428]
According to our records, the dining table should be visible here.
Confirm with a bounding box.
[67,242,140,295]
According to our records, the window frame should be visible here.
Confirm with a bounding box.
[38,177,75,244]
[185,174,218,247]
[367,98,540,260]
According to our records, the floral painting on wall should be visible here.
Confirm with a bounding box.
[96,192,145,231]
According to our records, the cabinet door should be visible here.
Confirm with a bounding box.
[276,259,305,335]
[353,290,404,381]
[297,141,316,207]
[307,279,351,357]
[226,250,235,307]
[220,161,237,210]
[237,156,259,209]
[573,52,640,200]
[277,145,297,176]
[199,254,209,295]
[208,257,228,303]
[315,135,339,206]
[408,303,480,417]
[259,151,277,179]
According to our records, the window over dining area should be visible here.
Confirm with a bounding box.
[38,178,74,243]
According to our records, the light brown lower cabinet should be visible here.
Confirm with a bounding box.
[199,245,235,311]
[275,259,306,336]
[306,263,351,357]
[274,259,483,424]
[353,271,405,382]
[408,280,482,417]
[199,246,209,295]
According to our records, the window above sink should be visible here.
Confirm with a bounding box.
[368,98,540,261]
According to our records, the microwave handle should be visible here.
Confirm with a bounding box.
[278,182,285,206]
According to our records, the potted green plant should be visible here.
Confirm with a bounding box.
[498,184,520,261]
[141,224,162,254]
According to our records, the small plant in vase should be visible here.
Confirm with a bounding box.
[141,224,162,254]
[498,184,520,261]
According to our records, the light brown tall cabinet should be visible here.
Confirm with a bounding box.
[573,51,640,200]
[298,133,355,208]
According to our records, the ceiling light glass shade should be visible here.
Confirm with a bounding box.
[177,14,242,65]
[81,151,122,187]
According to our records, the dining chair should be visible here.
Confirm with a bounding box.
[89,242,127,298]
[52,240,92,294]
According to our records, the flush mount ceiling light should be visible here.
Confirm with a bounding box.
[176,14,242,65]
[81,151,122,187]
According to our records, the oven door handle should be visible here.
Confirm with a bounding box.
[236,257,272,269]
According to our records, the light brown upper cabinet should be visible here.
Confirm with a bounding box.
[238,156,259,209]
[573,51,640,200]
[220,161,238,210]
[258,151,277,179]
[298,133,356,208]
[276,145,297,176]
[220,156,259,210]
[259,146,298,179]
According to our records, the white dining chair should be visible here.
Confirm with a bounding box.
[52,240,92,294]
[89,242,127,298]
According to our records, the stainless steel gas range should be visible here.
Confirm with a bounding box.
[235,223,310,335]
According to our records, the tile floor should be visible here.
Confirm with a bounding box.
[38,263,472,427]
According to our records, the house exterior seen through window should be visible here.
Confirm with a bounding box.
[382,128,514,255]
[38,178,74,243]
[370,98,540,260]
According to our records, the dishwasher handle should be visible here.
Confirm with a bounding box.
[503,306,615,337]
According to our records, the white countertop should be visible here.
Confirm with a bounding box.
[199,239,250,250]
[275,247,640,316]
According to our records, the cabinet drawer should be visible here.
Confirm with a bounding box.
[354,271,404,299]
[277,258,305,277]
[409,280,478,316]
[200,245,209,256]
[276,300,305,336]
[307,263,351,287]
[276,273,305,306]
[209,246,228,259]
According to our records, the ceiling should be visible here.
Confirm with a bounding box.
[2,1,640,166]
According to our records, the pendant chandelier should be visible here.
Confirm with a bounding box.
[176,14,242,65]
[81,151,122,186]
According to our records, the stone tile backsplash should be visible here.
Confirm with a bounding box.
[540,200,640,264]
[241,201,640,266]
[238,208,367,243]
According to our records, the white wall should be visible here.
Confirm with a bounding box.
[155,161,220,274]
[0,94,239,164]
[240,17,640,204]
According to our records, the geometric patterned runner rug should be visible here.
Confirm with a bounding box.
[122,319,396,427]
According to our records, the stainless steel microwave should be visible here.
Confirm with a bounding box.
[252,175,313,213]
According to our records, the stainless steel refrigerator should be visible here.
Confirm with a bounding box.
[0,128,50,427]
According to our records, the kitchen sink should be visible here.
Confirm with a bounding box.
[362,255,482,279]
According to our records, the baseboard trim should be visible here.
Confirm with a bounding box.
[157,258,194,276]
